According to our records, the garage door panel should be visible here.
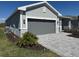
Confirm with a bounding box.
[28,19,55,35]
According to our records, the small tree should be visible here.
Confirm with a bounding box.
[17,32,38,47]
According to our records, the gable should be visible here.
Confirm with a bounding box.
[26,6,58,18]
[18,2,62,16]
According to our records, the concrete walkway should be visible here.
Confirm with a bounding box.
[38,32,79,57]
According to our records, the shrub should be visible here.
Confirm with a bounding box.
[16,32,38,47]
[64,28,72,33]
[72,28,79,35]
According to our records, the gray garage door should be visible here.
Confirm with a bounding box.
[28,18,56,35]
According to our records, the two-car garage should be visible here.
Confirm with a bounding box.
[28,18,56,35]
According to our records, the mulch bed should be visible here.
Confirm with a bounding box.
[6,32,20,42]
[22,44,47,50]
[6,32,46,50]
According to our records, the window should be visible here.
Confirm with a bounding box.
[23,19,25,24]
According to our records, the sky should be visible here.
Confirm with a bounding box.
[1,1,79,21]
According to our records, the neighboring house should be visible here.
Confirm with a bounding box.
[60,16,79,30]
[5,1,62,37]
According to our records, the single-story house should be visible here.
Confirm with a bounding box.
[6,1,62,37]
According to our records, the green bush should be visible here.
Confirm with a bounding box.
[17,32,38,47]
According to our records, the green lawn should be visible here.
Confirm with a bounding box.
[0,27,59,57]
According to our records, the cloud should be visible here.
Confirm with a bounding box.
[0,18,6,20]
[0,18,6,23]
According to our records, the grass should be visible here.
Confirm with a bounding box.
[0,27,59,57]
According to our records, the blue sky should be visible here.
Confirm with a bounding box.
[1,1,79,21]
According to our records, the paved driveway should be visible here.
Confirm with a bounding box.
[37,32,79,57]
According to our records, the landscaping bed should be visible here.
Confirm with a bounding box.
[63,28,79,38]
[6,32,46,50]
[4,27,59,57]
[63,28,72,33]
[6,32,52,52]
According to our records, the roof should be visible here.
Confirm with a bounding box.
[59,16,71,19]
[6,1,62,22]
[67,16,78,20]
[59,16,78,20]
[17,1,62,16]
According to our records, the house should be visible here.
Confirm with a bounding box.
[5,1,62,37]
[60,16,79,31]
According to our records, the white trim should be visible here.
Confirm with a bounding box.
[20,12,23,37]
[25,12,28,32]
[18,1,62,16]
[69,20,71,29]
[19,11,28,30]
[26,16,59,33]
[20,13,22,29]
[26,16,59,20]
[59,20,62,32]
[18,2,45,11]
[20,16,59,35]
[56,20,59,33]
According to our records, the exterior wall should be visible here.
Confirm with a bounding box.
[19,11,28,37]
[20,6,60,37]
[71,20,78,29]
[9,26,20,36]
[62,19,69,30]
[62,18,79,30]
[20,29,27,37]
[22,15,26,28]
[26,6,58,19]
[6,11,20,37]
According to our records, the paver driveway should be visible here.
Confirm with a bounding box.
[37,32,79,57]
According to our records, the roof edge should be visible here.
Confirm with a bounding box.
[45,2,62,16]
[17,1,62,16]
[18,2,45,10]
